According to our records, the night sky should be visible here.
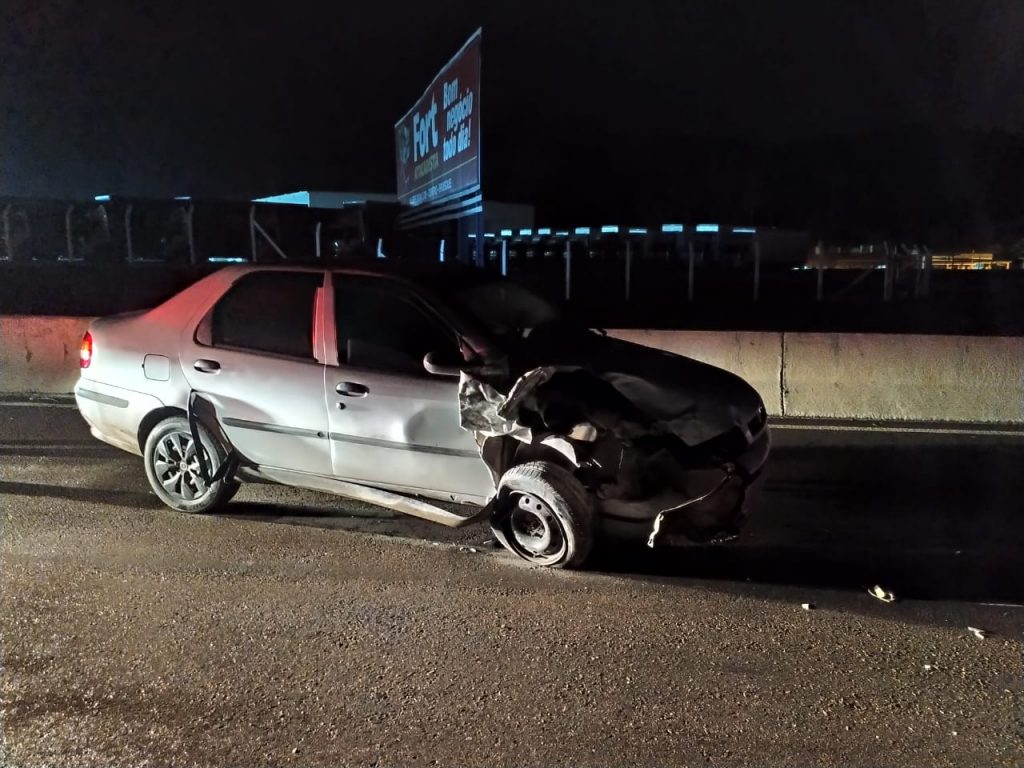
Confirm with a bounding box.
[2,0,1022,242]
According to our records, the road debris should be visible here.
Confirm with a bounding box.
[801,603,814,611]
[967,626,987,640]
[869,585,896,603]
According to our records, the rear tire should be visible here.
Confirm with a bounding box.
[491,461,595,568]
[143,416,239,514]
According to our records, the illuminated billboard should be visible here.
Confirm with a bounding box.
[394,29,481,207]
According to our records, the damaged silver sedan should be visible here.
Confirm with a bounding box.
[75,263,769,568]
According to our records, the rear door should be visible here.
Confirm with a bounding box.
[180,269,332,476]
[324,273,494,502]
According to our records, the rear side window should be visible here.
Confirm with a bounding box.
[208,271,322,359]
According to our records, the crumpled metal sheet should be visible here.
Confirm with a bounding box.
[458,367,563,442]
[187,390,239,484]
[458,363,731,449]
[457,358,754,546]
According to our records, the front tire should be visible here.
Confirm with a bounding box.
[143,416,238,514]
[491,461,595,568]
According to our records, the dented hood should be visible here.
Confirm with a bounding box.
[482,325,765,447]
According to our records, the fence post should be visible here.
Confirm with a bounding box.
[752,235,761,301]
[564,239,572,302]
[624,239,632,301]
[687,239,695,301]
[249,205,258,262]
[880,241,888,303]
[124,204,134,262]
[922,246,932,297]
[64,205,75,261]
[2,204,10,261]
[185,204,197,265]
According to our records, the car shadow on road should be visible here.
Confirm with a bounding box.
[0,480,162,509]
[190,436,1024,605]
[595,440,1024,604]
[596,542,1023,604]
[218,500,363,522]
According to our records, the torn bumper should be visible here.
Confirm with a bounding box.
[598,426,770,547]
[645,470,749,547]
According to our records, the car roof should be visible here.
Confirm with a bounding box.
[218,260,497,291]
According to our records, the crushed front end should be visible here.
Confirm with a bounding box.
[459,349,771,549]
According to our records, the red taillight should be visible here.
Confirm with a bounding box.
[80,332,93,369]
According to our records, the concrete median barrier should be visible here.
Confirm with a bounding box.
[0,316,95,394]
[3,316,1022,425]
[783,332,1024,424]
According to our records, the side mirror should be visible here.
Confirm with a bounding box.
[423,348,464,377]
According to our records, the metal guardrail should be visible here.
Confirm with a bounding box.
[0,199,303,266]
[474,232,936,304]
[0,198,967,306]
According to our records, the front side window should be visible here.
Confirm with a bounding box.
[334,276,457,375]
[450,279,560,338]
[206,271,323,359]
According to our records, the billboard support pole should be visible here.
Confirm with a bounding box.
[687,238,695,302]
[624,240,632,301]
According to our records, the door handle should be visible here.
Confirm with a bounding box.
[336,381,369,397]
[193,359,221,373]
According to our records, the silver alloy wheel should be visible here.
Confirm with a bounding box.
[507,492,568,565]
[152,430,210,503]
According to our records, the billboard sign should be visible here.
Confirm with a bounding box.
[395,29,481,207]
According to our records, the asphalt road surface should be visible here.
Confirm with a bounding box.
[1,403,1023,767]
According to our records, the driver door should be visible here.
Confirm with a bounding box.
[324,273,494,503]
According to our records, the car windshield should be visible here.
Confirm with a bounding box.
[446,278,563,338]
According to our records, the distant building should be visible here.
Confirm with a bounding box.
[930,252,1011,270]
